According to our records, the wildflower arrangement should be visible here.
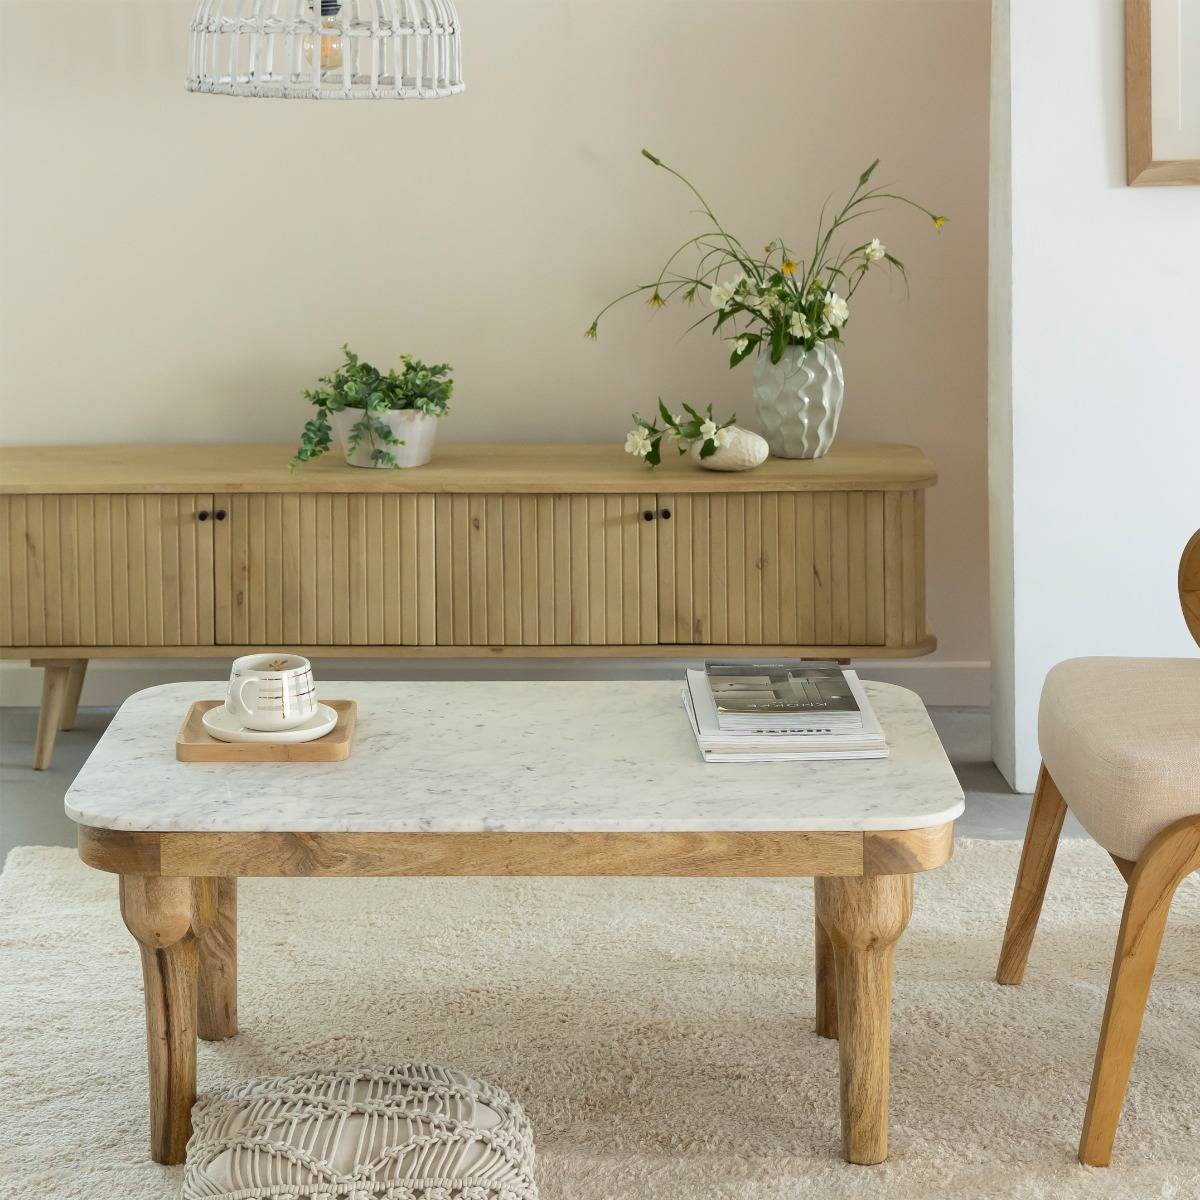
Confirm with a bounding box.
[587,151,945,368]
[624,401,736,467]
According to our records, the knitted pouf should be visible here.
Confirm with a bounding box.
[182,1065,537,1200]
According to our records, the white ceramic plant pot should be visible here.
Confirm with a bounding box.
[328,409,440,469]
[752,342,844,459]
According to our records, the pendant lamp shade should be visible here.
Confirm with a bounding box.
[187,0,464,99]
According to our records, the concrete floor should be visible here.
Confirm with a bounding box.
[0,705,1086,863]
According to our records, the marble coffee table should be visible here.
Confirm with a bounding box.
[67,679,964,1167]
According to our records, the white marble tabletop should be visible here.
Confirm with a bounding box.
[65,680,964,835]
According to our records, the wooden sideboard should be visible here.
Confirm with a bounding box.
[0,442,936,767]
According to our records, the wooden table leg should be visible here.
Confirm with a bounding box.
[815,905,838,1040]
[816,873,913,1165]
[120,875,210,1165]
[198,878,238,1041]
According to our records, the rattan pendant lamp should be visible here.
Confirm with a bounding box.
[187,0,464,100]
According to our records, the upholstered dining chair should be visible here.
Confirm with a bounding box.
[996,528,1200,1166]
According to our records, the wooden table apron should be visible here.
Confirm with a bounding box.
[80,820,955,1168]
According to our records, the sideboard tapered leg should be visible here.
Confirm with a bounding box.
[60,659,88,731]
[32,660,73,770]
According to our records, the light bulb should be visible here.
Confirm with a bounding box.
[303,0,343,72]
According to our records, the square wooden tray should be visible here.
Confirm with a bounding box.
[176,700,357,763]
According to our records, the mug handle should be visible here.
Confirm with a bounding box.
[227,676,259,724]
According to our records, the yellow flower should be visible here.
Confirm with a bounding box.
[933,215,947,230]
[682,286,697,305]
[647,291,666,308]
[584,323,598,339]
[782,259,797,276]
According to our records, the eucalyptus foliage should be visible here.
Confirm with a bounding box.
[291,346,453,470]
[587,152,945,368]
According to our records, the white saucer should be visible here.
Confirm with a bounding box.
[202,703,339,744]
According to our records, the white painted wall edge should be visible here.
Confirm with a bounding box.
[0,659,990,710]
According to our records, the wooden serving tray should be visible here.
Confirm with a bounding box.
[176,700,357,763]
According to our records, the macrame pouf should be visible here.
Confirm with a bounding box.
[182,1065,537,1200]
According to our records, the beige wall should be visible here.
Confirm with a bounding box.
[0,0,990,696]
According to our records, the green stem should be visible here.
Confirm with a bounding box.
[642,150,763,281]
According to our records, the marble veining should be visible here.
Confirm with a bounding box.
[64,681,965,834]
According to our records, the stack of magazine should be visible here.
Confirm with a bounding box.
[681,661,888,762]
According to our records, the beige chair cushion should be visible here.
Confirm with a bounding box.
[183,1065,537,1200]
[1038,657,1200,860]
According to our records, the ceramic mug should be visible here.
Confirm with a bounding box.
[225,653,317,731]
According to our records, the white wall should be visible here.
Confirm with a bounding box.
[0,1,991,703]
[990,0,1200,791]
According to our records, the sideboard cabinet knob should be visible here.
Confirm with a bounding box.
[197,510,210,521]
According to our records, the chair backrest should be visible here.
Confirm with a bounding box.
[1181,529,1200,648]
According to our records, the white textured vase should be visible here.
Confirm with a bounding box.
[753,343,844,459]
[328,409,439,468]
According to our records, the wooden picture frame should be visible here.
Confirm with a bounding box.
[1126,0,1200,185]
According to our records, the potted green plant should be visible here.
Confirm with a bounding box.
[291,345,453,470]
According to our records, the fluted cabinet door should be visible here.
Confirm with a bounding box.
[658,492,907,648]
[0,493,215,647]
[214,493,436,646]
[434,493,658,645]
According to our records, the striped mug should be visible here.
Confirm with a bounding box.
[226,653,317,731]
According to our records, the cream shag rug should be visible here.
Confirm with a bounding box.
[1,841,1198,1200]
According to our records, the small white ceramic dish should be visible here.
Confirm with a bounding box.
[202,702,339,745]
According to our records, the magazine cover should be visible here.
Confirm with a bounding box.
[704,661,860,716]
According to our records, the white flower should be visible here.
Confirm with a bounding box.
[789,311,811,339]
[710,273,745,309]
[714,426,734,448]
[699,419,718,441]
[822,291,849,328]
[759,292,787,317]
[624,428,652,458]
[734,337,749,355]
[818,321,832,337]
[864,237,885,262]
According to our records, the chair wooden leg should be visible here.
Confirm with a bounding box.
[1079,815,1200,1166]
[817,873,913,1165]
[60,659,88,730]
[997,765,1067,985]
[815,901,839,1040]
[198,878,238,1041]
[120,875,211,1165]
[32,661,73,770]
